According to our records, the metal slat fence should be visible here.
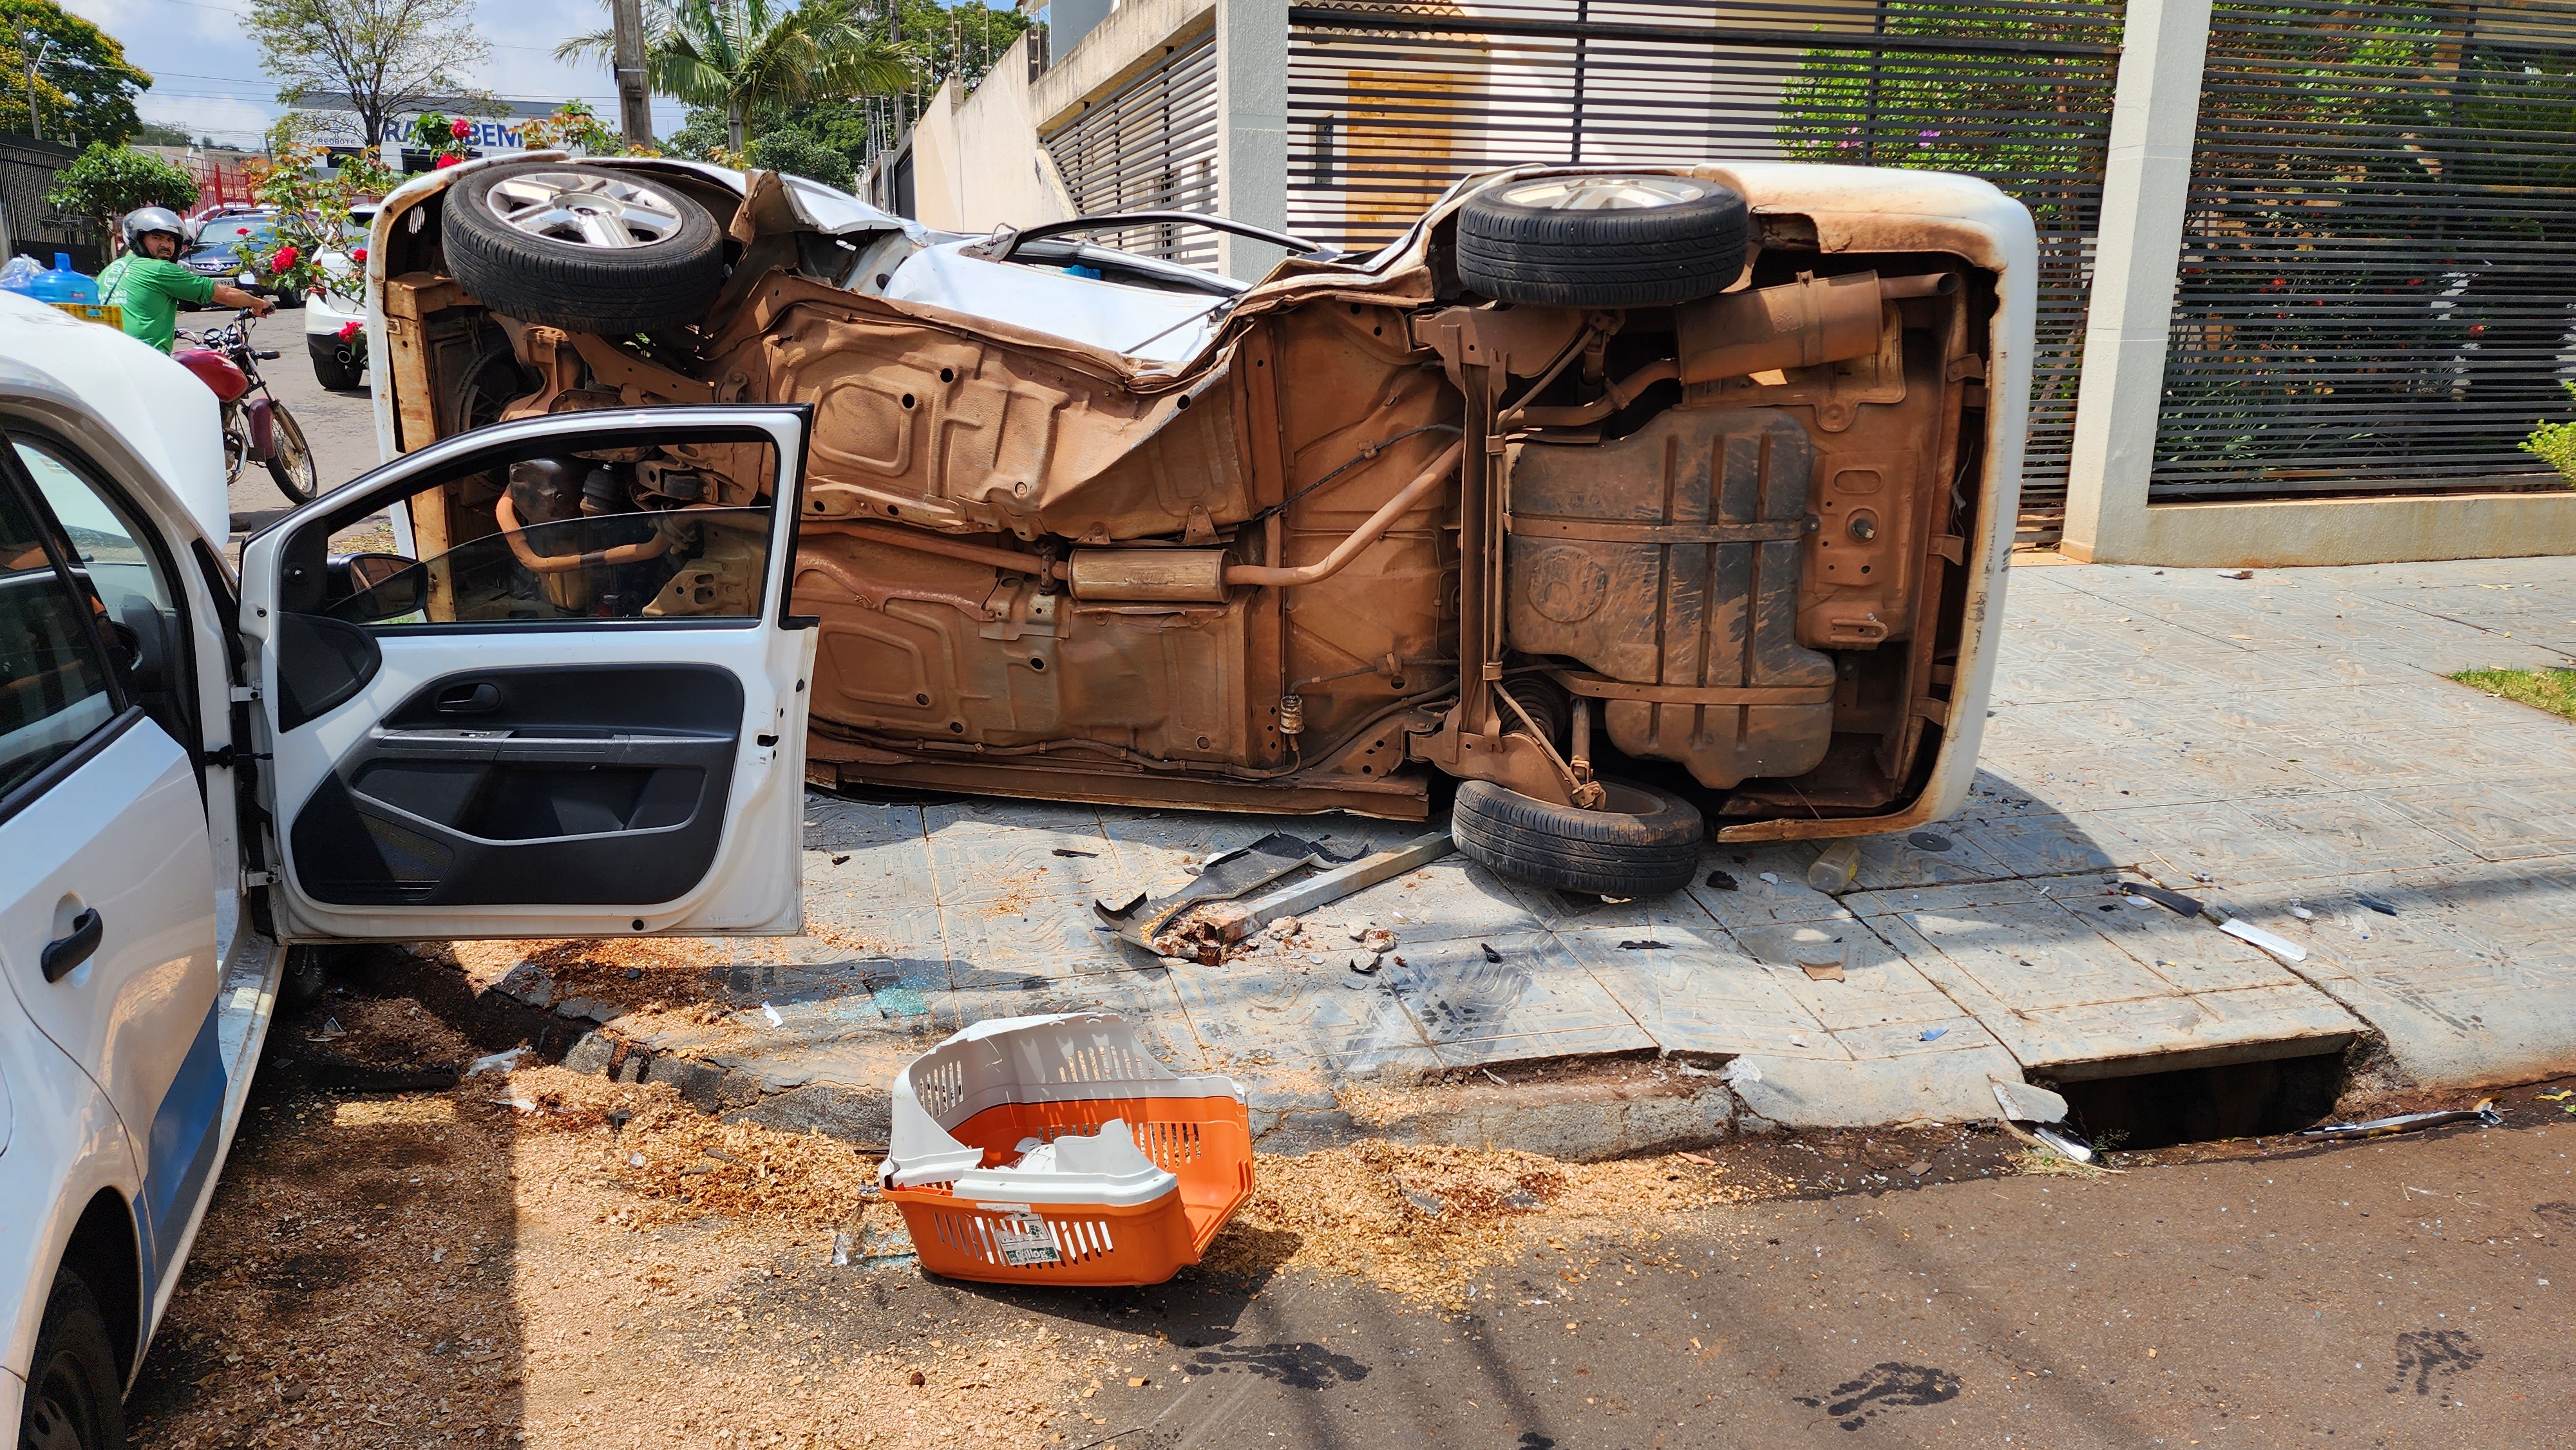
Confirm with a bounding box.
[2152,0,2576,499]
[1285,0,2124,539]
[1042,32,1224,269]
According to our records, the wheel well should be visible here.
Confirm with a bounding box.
[60,1191,142,1384]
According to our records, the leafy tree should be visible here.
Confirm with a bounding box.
[747,126,852,187]
[43,142,197,240]
[0,0,153,146]
[241,137,397,299]
[131,118,195,147]
[247,0,491,149]
[559,0,909,151]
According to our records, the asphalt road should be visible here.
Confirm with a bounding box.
[216,303,383,545]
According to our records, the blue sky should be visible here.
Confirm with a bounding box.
[64,0,695,145]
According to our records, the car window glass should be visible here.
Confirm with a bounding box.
[287,430,782,629]
[0,475,115,799]
[12,437,194,748]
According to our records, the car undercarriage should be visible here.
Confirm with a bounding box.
[368,156,2027,892]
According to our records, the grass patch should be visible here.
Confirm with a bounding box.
[2448,667,2576,722]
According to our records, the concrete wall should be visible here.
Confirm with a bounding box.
[898,33,1081,234]
[1031,0,1215,133]
[2061,493,2576,568]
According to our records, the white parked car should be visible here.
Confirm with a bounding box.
[0,291,815,1448]
[302,203,377,391]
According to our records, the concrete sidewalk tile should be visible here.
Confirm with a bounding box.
[2303,961,2576,1088]
[935,969,1206,1068]
[1691,843,1857,925]
[1732,920,1964,1031]
[1729,1026,2020,1129]
[1899,899,2179,1012]
[1947,814,2129,878]
[1336,854,1544,943]
[944,907,1135,986]
[1837,877,2061,917]
[804,834,940,906]
[923,805,1118,908]
[1565,924,1841,1059]
[2072,894,2307,993]
[2381,783,2576,862]
[1160,954,1437,1077]
[800,899,945,963]
[1844,829,2016,891]
[1507,880,1720,934]
[802,793,926,851]
[2108,795,2469,885]
[1093,810,1319,890]
[1379,932,1650,1060]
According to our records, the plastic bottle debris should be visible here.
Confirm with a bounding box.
[2220,918,2308,964]
[1920,1027,1949,1042]
[467,1046,527,1077]
[1807,840,1863,893]
[2297,1099,2500,1141]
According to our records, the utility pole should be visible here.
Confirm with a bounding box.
[19,32,53,143]
[611,0,652,149]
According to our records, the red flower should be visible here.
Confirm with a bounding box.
[435,153,461,169]
[450,116,472,139]
[350,247,367,264]
[337,320,363,339]
[270,245,299,272]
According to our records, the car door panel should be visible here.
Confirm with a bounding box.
[0,713,221,1204]
[287,663,743,905]
[238,405,817,943]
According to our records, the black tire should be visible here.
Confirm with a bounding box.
[19,1270,128,1450]
[1452,777,1705,897]
[263,401,318,505]
[1457,173,1749,308]
[307,335,362,391]
[443,162,725,334]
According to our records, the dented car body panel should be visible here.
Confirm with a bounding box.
[367,155,2027,840]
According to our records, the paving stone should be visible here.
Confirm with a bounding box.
[1566,923,1840,1060]
[1376,932,1654,1068]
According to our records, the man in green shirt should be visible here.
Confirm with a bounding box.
[96,206,274,353]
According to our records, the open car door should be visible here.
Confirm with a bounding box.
[236,406,817,941]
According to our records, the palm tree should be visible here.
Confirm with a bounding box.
[559,0,911,151]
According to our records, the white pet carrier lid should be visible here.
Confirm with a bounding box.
[880,1012,1241,1196]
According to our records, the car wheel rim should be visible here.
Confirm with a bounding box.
[1495,174,1705,212]
[485,171,688,250]
[25,1360,96,1450]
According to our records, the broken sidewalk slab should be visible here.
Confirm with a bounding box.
[1725,1025,2022,1129]
[1095,831,1356,954]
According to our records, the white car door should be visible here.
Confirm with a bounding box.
[236,406,818,942]
[0,431,225,1291]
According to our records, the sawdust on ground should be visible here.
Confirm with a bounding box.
[296,993,477,1066]
[129,1063,1090,1450]
[1202,1138,1785,1308]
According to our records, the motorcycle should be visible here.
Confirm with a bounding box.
[175,307,321,505]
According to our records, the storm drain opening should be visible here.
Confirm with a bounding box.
[2045,1050,2351,1153]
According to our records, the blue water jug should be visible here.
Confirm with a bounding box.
[24,253,100,304]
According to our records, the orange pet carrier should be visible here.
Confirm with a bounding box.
[878,1013,1254,1286]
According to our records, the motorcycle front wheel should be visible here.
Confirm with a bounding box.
[265,399,320,505]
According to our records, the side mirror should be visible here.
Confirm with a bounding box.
[332,552,428,623]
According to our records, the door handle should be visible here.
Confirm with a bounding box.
[435,682,502,715]
[42,908,102,983]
